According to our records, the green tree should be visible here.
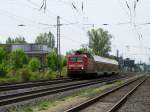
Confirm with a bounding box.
[0,47,6,64]
[6,36,27,44]
[10,49,28,69]
[78,44,94,55]
[47,52,57,71]
[0,47,10,76]
[28,58,40,72]
[6,37,14,44]
[35,32,55,48]
[62,56,67,67]
[14,36,27,44]
[88,28,112,57]
[0,63,7,76]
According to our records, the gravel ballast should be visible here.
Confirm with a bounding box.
[0,74,140,112]
[81,76,145,112]
[118,75,150,112]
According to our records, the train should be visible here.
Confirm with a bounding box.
[67,51,119,78]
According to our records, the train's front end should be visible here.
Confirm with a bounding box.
[67,53,88,78]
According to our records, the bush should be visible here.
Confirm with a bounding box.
[44,69,57,79]
[0,65,6,77]
[61,66,67,77]
[28,58,40,72]
[0,47,6,64]
[0,63,9,77]
[47,52,57,71]
[17,68,31,81]
[30,72,42,81]
[10,49,28,69]
[0,47,8,77]
[62,56,67,67]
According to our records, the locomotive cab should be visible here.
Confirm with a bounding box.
[67,51,89,77]
[67,55,88,74]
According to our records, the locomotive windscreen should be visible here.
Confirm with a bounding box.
[69,57,83,62]
[75,51,82,55]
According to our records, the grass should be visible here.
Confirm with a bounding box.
[10,79,128,112]
[0,76,20,84]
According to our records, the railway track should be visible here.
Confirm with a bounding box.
[0,78,72,87]
[0,75,124,93]
[65,76,146,112]
[0,76,122,108]
[0,78,74,92]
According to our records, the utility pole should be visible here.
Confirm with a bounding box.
[57,16,61,77]
[116,49,119,59]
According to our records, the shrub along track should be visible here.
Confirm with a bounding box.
[0,75,124,109]
[65,75,146,112]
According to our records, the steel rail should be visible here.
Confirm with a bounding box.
[0,77,121,107]
[0,78,70,86]
[0,76,121,92]
[106,77,146,112]
[0,78,106,100]
[0,78,74,92]
[64,76,144,112]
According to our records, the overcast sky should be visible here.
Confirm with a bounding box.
[0,0,150,64]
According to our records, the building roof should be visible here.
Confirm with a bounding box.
[0,43,52,54]
[0,43,47,45]
[25,51,49,54]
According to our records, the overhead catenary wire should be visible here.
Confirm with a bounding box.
[39,0,47,12]
[25,0,88,32]
[22,1,87,49]
[37,0,88,31]
[2,0,149,35]
[122,0,144,40]
[0,4,88,43]
[4,0,148,31]
[57,0,85,14]
[61,35,85,46]
[2,1,149,37]
[0,2,82,31]
[0,8,56,28]
[26,0,144,35]
[10,0,83,28]
[117,0,130,18]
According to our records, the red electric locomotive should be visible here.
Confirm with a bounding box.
[67,51,119,78]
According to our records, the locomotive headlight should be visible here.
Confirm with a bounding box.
[81,66,84,70]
